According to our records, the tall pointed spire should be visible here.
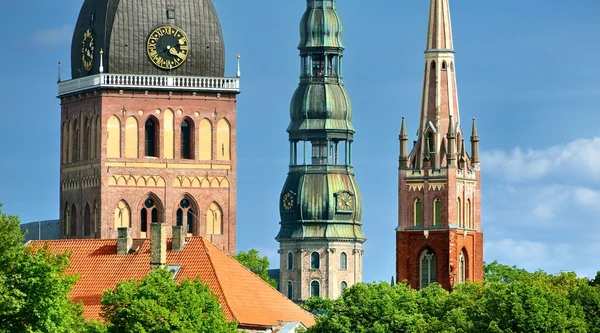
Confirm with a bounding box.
[397,0,484,291]
[413,0,460,168]
[426,0,454,51]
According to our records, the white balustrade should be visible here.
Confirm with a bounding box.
[58,73,240,96]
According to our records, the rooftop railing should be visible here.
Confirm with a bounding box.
[58,73,240,96]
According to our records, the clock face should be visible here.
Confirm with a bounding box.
[81,29,95,71]
[146,25,189,70]
[282,192,295,211]
[337,192,354,211]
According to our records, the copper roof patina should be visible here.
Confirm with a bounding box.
[277,0,365,244]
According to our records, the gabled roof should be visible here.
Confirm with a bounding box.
[27,237,315,329]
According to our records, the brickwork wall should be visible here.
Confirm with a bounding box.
[59,89,238,254]
[279,242,363,302]
[397,168,483,290]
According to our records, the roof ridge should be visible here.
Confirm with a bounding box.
[201,238,236,322]
[203,239,316,322]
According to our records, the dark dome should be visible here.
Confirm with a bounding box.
[70,0,225,79]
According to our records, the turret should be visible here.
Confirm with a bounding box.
[470,118,480,165]
[399,117,409,169]
[447,114,457,168]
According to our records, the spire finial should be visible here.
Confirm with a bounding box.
[236,54,241,78]
[99,48,104,73]
[57,60,62,83]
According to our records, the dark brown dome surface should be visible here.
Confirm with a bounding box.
[71,0,225,79]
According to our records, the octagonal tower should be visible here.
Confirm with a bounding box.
[276,0,366,302]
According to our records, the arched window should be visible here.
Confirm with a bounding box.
[62,122,68,164]
[414,198,422,227]
[125,116,139,158]
[311,252,320,270]
[311,281,320,297]
[181,119,193,159]
[198,119,212,160]
[420,249,437,289]
[456,198,462,227]
[340,252,348,270]
[177,198,196,235]
[428,132,435,154]
[107,116,120,158]
[340,281,348,293]
[72,119,79,162]
[442,61,447,71]
[431,60,436,71]
[433,198,442,226]
[141,196,161,237]
[94,201,99,235]
[63,202,69,237]
[145,118,159,157]
[83,118,89,161]
[206,202,223,235]
[84,203,92,237]
[163,109,174,159]
[287,281,293,299]
[287,252,293,270]
[466,199,471,229]
[216,119,231,161]
[70,204,77,237]
[113,200,131,231]
[459,250,467,284]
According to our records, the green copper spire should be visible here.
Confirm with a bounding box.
[276,0,365,302]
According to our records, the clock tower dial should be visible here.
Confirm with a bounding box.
[81,29,95,72]
[146,25,190,70]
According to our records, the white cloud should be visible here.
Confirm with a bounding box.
[481,136,600,277]
[31,25,72,47]
[482,137,600,183]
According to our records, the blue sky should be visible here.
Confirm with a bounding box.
[1,0,599,282]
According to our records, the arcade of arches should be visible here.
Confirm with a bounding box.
[63,195,225,239]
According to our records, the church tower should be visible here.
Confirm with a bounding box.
[396,0,483,290]
[276,0,366,301]
[58,0,239,254]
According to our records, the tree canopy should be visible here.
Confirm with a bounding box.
[100,269,237,333]
[233,249,278,288]
[305,261,600,333]
[0,204,87,333]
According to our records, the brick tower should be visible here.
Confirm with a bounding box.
[396,0,483,290]
[58,0,239,254]
[276,0,366,302]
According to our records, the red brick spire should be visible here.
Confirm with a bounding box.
[413,0,460,169]
[426,0,454,50]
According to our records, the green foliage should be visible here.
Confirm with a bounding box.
[302,296,335,313]
[233,249,278,288]
[307,262,600,333]
[100,269,237,333]
[0,204,87,333]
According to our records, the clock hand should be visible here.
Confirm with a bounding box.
[168,47,186,59]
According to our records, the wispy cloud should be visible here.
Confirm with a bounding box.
[30,25,72,47]
[482,137,600,183]
[481,136,600,277]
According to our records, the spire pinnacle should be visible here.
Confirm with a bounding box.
[236,54,241,78]
[399,117,409,169]
[470,118,480,165]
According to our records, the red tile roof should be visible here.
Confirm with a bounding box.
[27,237,315,329]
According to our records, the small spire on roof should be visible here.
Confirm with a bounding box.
[57,60,61,83]
[399,117,409,169]
[470,118,480,165]
[236,54,241,78]
[99,48,104,73]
